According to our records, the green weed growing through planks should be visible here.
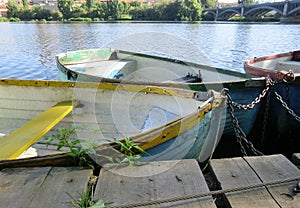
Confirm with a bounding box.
[45,127,146,166]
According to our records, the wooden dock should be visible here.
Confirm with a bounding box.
[0,154,299,208]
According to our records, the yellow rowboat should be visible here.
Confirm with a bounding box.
[0,78,225,168]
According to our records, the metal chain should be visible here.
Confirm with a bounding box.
[261,88,271,147]
[222,89,263,156]
[226,93,247,156]
[274,91,300,122]
[230,85,270,110]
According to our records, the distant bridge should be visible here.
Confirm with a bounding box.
[203,0,300,21]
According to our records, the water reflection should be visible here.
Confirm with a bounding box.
[0,22,299,80]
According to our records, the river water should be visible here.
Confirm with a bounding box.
[0,22,300,80]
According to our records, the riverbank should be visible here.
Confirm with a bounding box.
[280,15,300,23]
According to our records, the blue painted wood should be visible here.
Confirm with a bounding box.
[223,87,263,136]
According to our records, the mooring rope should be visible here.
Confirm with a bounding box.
[108,176,300,208]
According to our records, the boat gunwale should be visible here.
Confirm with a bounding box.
[244,51,295,81]
[0,78,213,101]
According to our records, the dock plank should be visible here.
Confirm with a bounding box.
[209,156,280,208]
[245,154,300,208]
[28,167,92,208]
[0,167,92,208]
[94,159,216,208]
[0,167,51,208]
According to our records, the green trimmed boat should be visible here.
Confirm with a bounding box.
[56,48,249,83]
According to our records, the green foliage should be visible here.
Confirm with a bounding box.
[86,0,94,10]
[67,185,112,208]
[19,8,34,21]
[32,5,51,20]
[6,1,20,18]
[45,127,94,168]
[107,137,146,165]
[228,16,246,21]
[68,17,92,22]
[58,0,74,19]
[9,17,20,22]
[4,0,204,22]
[51,11,63,21]
[201,0,217,8]
[0,17,8,22]
[129,0,202,21]
[45,127,146,166]
[22,0,28,9]
[130,0,141,7]
[71,6,87,18]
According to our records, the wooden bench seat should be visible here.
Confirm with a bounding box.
[275,60,300,72]
[0,101,78,160]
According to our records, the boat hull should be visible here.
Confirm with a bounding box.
[0,78,225,167]
[252,78,300,156]
[244,50,300,81]
[56,48,248,83]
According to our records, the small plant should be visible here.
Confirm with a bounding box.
[45,127,94,168]
[108,137,146,165]
[45,128,146,166]
[67,185,112,208]
[45,128,146,207]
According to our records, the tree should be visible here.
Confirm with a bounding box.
[51,11,63,21]
[57,0,74,19]
[32,5,51,20]
[184,0,202,21]
[164,0,183,21]
[6,1,20,18]
[71,6,87,18]
[201,0,217,8]
[22,0,28,9]
[109,0,122,19]
[86,0,94,11]
[19,8,33,20]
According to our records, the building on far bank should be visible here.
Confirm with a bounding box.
[0,4,7,17]
[0,0,8,17]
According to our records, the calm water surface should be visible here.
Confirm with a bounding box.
[0,22,300,80]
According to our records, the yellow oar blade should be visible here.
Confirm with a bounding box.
[0,101,78,160]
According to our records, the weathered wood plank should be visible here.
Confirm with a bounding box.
[28,167,92,208]
[245,154,300,208]
[94,159,216,208]
[210,156,279,208]
[0,167,92,208]
[0,167,51,208]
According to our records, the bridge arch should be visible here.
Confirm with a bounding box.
[218,9,242,17]
[244,6,283,16]
[288,7,300,15]
[205,10,217,17]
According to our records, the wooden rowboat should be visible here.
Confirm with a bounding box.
[56,48,248,83]
[0,78,225,169]
[244,50,300,81]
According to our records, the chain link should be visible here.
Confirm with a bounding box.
[230,85,270,110]
[222,89,264,156]
[261,88,271,147]
[274,91,300,122]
